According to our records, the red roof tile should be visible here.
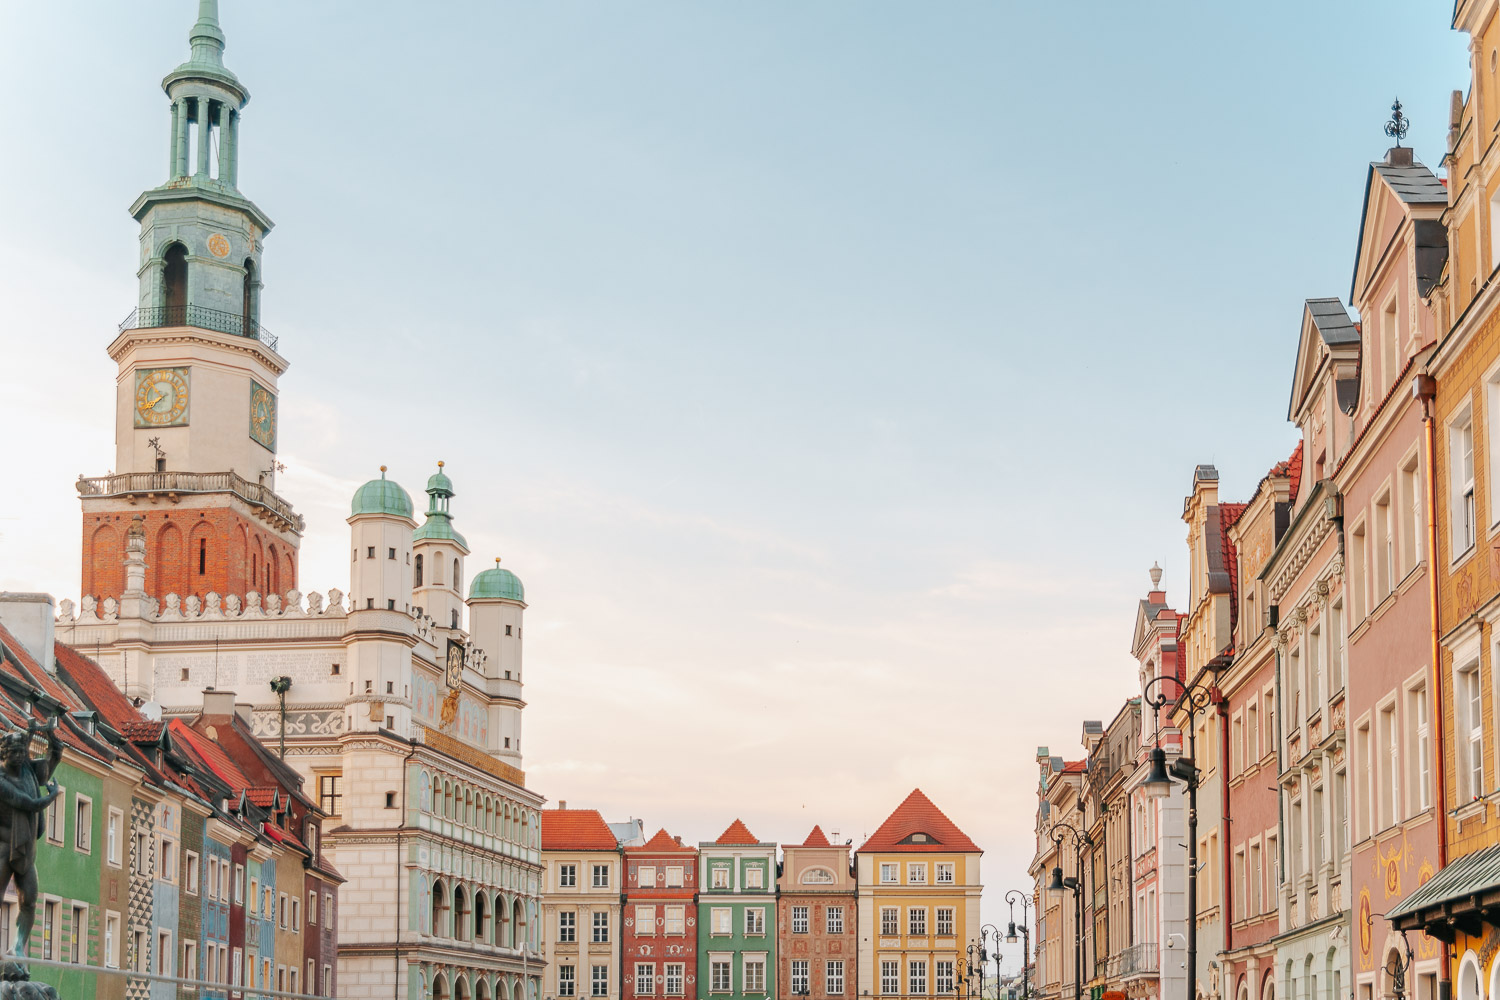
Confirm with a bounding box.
[801,825,832,847]
[1283,441,1303,505]
[541,807,618,851]
[1219,502,1248,638]
[53,641,138,727]
[1061,760,1086,775]
[858,789,980,854]
[631,828,694,854]
[246,788,280,808]
[715,819,760,845]
[122,720,164,742]
[167,719,253,793]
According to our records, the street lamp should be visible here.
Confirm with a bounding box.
[1141,667,1223,1000]
[1047,821,1087,1000]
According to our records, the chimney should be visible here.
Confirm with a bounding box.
[203,689,237,717]
[558,800,567,810]
[235,701,253,726]
[1387,146,1415,167]
[0,593,56,673]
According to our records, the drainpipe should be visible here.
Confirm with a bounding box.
[1268,604,1286,918]
[1414,372,1451,1000]
[1217,690,1232,957]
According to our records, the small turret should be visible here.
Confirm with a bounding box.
[345,467,416,735]
[467,557,527,762]
[412,462,470,635]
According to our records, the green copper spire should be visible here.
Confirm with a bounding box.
[187,0,227,69]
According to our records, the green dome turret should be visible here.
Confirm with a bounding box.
[413,461,468,548]
[469,558,525,603]
[350,467,414,519]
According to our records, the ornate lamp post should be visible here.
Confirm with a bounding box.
[1046,821,1088,1000]
[1003,890,1033,1000]
[1141,667,1223,1000]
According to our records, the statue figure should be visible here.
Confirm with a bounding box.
[0,721,62,958]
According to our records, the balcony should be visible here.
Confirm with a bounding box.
[119,304,278,352]
[1111,942,1158,979]
[77,470,304,531]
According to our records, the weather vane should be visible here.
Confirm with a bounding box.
[1385,98,1409,147]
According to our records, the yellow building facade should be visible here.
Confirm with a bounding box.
[855,791,982,1000]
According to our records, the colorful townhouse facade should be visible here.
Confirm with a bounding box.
[776,827,856,1000]
[541,806,625,1000]
[856,790,981,1000]
[623,830,699,1000]
[1091,699,1140,996]
[698,823,777,1000]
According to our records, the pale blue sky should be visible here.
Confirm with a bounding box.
[0,0,1471,959]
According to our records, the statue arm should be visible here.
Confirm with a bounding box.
[35,729,62,785]
[0,774,57,814]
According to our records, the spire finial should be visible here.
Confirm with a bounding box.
[1385,98,1410,148]
[495,557,502,567]
[1149,562,1163,590]
[438,460,445,469]
[380,465,387,476]
[187,0,227,68]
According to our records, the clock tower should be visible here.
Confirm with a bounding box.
[79,0,301,605]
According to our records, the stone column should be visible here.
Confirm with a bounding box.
[174,98,191,178]
[217,104,232,182]
[225,107,238,188]
[197,97,213,177]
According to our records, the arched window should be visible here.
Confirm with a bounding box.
[420,771,431,813]
[444,781,453,819]
[456,977,471,1000]
[431,880,449,939]
[433,974,450,1000]
[499,893,513,947]
[454,558,461,592]
[242,258,257,336]
[474,892,488,943]
[1458,952,1482,1000]
[454,885,470,942]
[434,552,444,586]
[163,243,188,323]
[477,978,492,1000]
[513,897,527,949]
[415,554,424,587]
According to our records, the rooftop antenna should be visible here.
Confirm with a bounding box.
[1385,98,1410,148]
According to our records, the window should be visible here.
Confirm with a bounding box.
[1460,660,1484,799]
[41,900,54,960]
[881,907,899,936]
[1307,627,1322,714]
[559,863,578,888]
[826,906,843,934]
[636,904,657,935]
[44,789,63,845]
[638,866,657,887]
[712,908,732,935]
[936,961,955,995]
[1410,682,1433,811]
[1453,412,1477,555]
[1248,842,1262,915]
[1234,848,1247,920]
[665,905,685,935]
[935,907,954,936]
[1350,523,1367,622]
[909,960,928,996]
[1379,702,1399,829]
[591,911,609,943]
[1401,454,1422,573]
[592,864,610,888]
[74,797,91,853]
[882,961,900,995]
[1246,702,1260,765]
[711,960,731,993]
[935,861,955,883]
[791,905,808,934]
[743,957,765,994]
[157,929,173,976]
[367,546,375,559]
[319,774,343,816]
[107,808,122,867]
[185,851,200,895]
[880,863,898,883]
[826,961,845,996]
[791,961,809,996]
[184,940,197,987]
[104,912,119,968]
[69,904,84,964]
[133,832,149,876]
[249,878,259,916]
[291,896,300,932]
[744,907,765,935]
[908,907,927,936]
[907,863,927,884]
[666,963,685,996]
[1357,720,1374,841]
[665,866,684,888]
[592,967,609,998]
[744,866,763,889]
[1329,600,1345,694]
[279,893,288,929]
[309,890,318,926]
[559,966,576,998]
[558,911,576,943]
[711,867,729,889]
[388,546,396,560]
[638,963,657,996]
[1375,490,1394,599]
[235,865,245,904]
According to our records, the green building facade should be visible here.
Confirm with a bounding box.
[697,822,778,1000]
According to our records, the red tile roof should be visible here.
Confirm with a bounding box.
[1281,441,1303,505]
[1219,502,1248,638]
[801,825,832,847]
[541,807,619,851]
[1061,760,1086,775]
[122,720,164,743]
[167,719,253,793]
[631,828,695,854]
[715,819,759,845]
[858,789,980,854]
[246,788,280,808]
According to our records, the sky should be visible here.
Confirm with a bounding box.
[0,0,1474,969]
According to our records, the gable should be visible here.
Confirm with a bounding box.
[1288,299,1360,424]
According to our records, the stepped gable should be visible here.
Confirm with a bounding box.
[716,819,759,845]
[858,788,980,853]
[801,825,832,847]
[541,806,618,851]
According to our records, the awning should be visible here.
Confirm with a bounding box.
[1388,844,1500,942]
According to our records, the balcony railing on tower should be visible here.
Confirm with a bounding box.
[119,304,278,352]
[77,470,304,532]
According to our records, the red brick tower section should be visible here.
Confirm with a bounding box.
[80,499,301,605]
[624,829,700,1000]
[778,826,857,1000]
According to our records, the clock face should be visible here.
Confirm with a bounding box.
[134,368,190,427]
[446,641,465,689]
[207,233,231,258]
[249,381,277,452]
